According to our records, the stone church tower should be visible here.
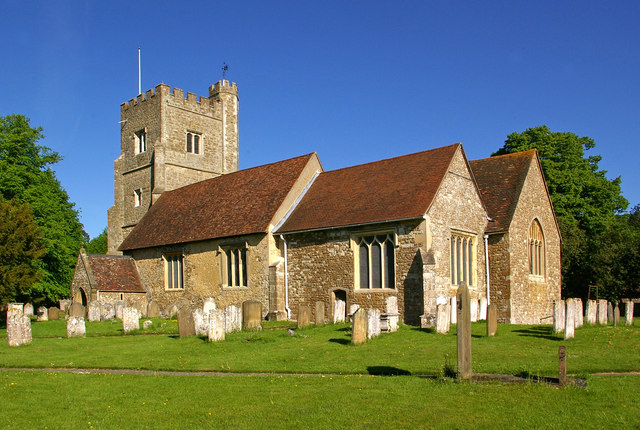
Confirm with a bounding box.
[107,80,239,254]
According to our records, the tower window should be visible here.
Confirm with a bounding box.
[134,189,142,207]
[134,129,146,154]
[186,132,201,154]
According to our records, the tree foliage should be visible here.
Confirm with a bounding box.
[0,114,85,305]
[85,228,107,255]
[494,125,634,299]
[0,198,47,306]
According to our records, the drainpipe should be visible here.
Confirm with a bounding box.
[484,234,490,305]
[280,235,291,319]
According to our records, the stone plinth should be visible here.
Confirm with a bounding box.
[122,307,140,334]
[366,308,381,339]
[553,300,565,333]
[36,306,48,321]
[100,303,115,321]
[177,308,195,337]
[225,305,242,333]
[351,308,367,345]
[332,299,346,323]
[435,304,450,334]
[586,300,597,325]
[87,301,101,322]
[486,304,497,337]
[67,317,86,338]
[146,301,160,318]
[315,301,325,325]
[242,301,262,331]
[564,299,575,340]
[297,305,311,329]
[207,309,225,342]
[625,300,634,326]
[456,283,472,380]
[69,302,85,318]
[597,300,607,325]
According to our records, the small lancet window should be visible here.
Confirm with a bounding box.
[529,220,545,277]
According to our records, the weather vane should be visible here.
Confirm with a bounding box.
[222,62,229,80]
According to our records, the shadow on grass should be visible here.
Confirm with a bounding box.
[367,366,412,376]
[411,326,436,334]
[328,338,350,345]
[512,326,560,341]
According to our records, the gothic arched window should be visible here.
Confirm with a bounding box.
[529,220,545,277]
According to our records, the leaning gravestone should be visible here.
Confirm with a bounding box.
[207,309,225,342]
[351,308,367,345]
[114,300,126,319]
[575,298,584,328]
[597,300,607,325]
[36,306,48,322]
[177,308,195,337]
[224,305,242,333]
[67,317,86,338]
[122,307,140,334]
[7,304,32,347]
[242,301,262,331]
[366,308,381,339]
[100,303,115,321]
[69,302,85,318]
[48,307,60,321]
[146,301,160,318]
[625,300,634,326]
[297,305,311,329]
[564,299,575,340]
[23,303,34,317]
[87,301,101,322]
[456,283,472,380]
[553,299,565,333]
[332,299,346,323]
[586,300,597,325]
[315,301,325,325]
[435,303,450,334]
[486,304,497,337]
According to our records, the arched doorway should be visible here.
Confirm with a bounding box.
[331,289,347,322]
[74,288,88,306]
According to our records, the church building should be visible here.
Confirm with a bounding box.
[70,80,561,325]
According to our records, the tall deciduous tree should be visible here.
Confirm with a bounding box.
[494,126,630,298]
[85,228,107,255]
[0,114,85,305]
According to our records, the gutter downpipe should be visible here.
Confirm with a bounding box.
[484,234,490,305]
[280,234,291,319]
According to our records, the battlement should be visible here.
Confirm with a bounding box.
[209,80,239,98]
[121,81,237,112]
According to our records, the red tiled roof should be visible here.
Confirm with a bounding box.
[276,144,460,233]
[469,150,536,233]
[119,154,316,250]
[87,255,145,293]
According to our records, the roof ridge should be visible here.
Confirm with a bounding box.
[471,149,536,163]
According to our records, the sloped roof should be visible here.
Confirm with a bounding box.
[469,150,536,233]
[120,153,316,250]
[276,144,461,233]
[86,254,145,293]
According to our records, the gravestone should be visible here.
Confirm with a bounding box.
[203,297,217,315]
[564,299,575,340]
[143,320,153,330]
[224,305,242,333]
[456,283,472,380]
[435,303,450,334]
[574,298,584,328]
[87,301,101,322]
[23,303,34,317]
[486,304,497,337]
[167,304,179,319]
[597,300,607,325]
[36,306,48,321]
[624,300,634,326]
[207,309,225,342]
[242,300,262,331]
[314,301,325,325]
[122,307,140,334]
[69,302,85,318]
[146,301,160,318]
[450,296,457,324]
[58,299,71,313]
[613,305,620,327]
[297,305,311,329]
[7,305,32,347]
[348,304,360,319]
[366,308,381,339]
[553,299,565,333]
[384,296,399,332]
[470,298,478,323]
[607,302,614,324]
[177,308,195,337]
[351,308,367,345]
[100,303,115,321]
[114,300,126,319]
[586,300,597,325]
[67,317,86,338]
[558,346,567,387]
[193,308,208,336]
[479,297,487,320]
[48,307,60,321]
[332,299,346,323]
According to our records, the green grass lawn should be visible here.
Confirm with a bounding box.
[1,319,639,428]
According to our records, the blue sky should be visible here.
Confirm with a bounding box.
[1,1,639,239]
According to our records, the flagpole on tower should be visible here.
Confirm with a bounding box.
[138,47,141,95]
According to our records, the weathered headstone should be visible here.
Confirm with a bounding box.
[114,300,126,319]
[36,306,48,321]
[177,307,195,337]
[348,304,360,319]
[207,309,226,342]
[23,303,34,317]
[242,300,262,331]
[69,302,85,318]
[564,299,575,340]
[122,307,140,334]
[7,305,32,347]
[613,304,620,327]
[486,304,497,337]
[67,317,86,338]
[224,305,242,333]
[456,283,472,380]
[384,296,399,332]
[193,308,208,336]
[48,307,60,321]
[597,300,607,325]
[87,301,101,322]
[297,305,311,329]
[470,298,478,323]
[624,300,634,326]
[58,299,71,313]
[366,308,381,339]
[8,303,24,315]
[203,297,217,314]
[586,300,597,325]
[607,302,614,324]
[332,299,346,323]
[314,301,325,325]
[435,303,450,334]
[351,308,367,345]
[167,304,179,319]
[450,296,457,325]
[558,346,567,387]
[146,301,160,318]
[553,299,565,333]
[100,303,115,321]
[143,320,153,330]
[574,298,584,328]
[479,297,487,321]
